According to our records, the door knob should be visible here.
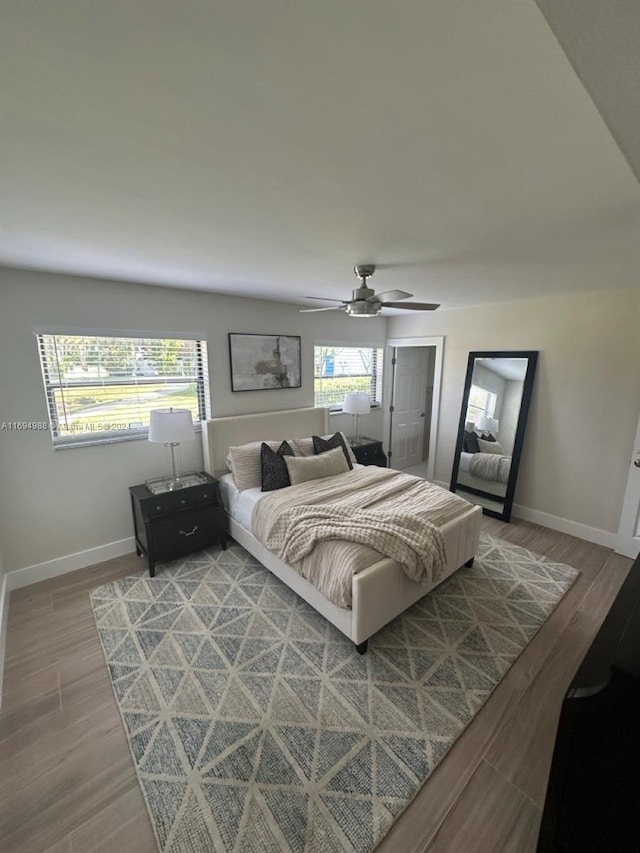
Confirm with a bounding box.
[634,459,640,468]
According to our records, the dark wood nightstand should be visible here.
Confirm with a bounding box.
[129,472,227,576]
[349,436,388,467]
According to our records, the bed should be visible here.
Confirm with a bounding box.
[455,450,510,497]
[202,407,482,652]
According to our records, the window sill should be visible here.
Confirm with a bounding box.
[328,408,381,417]
[52,423,204,450]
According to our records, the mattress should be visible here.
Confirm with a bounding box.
[218,473,264,531]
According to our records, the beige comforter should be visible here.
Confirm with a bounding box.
[252,466,472,608]
[469,452,511,484]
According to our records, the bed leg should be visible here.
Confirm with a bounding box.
[465,557,475,568]
[355,640,368,655]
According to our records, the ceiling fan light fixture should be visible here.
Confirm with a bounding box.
[345,300,380,317]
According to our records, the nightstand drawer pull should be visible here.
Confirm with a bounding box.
[179,525,199,537]
[156,505,162,511]
[180,499,187,505]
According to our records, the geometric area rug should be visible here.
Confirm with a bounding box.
[90,533,578,853]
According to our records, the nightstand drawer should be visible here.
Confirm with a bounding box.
[152,507,225,556]
[355,445,380,463]
[142,483,220,518]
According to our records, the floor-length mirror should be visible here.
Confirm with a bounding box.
[450,351,538,521]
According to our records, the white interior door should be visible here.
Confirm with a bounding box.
[390,347,429,469]
[616,414,640,558]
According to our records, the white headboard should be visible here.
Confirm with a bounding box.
[202,407,329,476]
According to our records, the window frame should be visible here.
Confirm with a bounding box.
[466,383,498,425]
[36,331,210,449]
[313,343,384,412]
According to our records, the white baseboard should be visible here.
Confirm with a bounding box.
[5,537,136,592]
[434,480,616,549]
[0,573,9,709]
[510,504,616,549]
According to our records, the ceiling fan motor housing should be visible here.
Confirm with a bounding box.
[352,285,376,301]
[348,265,381,315]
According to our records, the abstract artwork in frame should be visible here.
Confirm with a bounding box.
[228,333,302,392]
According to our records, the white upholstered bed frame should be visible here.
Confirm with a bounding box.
[202,407,482,650]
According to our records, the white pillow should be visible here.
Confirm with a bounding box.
[284,446,349,485]
[477,438,504,455]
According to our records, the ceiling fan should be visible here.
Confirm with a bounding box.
[299,264,439,318]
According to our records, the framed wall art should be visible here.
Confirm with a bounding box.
[228,333,302,392]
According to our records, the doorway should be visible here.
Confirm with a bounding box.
[384,336,444,483]
[616,412,640,558]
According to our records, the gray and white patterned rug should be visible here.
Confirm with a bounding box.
[90,533,578,853]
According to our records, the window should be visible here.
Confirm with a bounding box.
[466,384,497,425]
[36,333,210,447]
[314,345,383,411]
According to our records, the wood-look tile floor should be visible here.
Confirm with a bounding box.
[0,519,632,853]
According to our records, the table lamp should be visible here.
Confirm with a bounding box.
[477,416,499,440]
[148,407,195,490]
[343,392,371,443]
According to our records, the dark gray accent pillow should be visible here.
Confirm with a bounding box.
[463,431,480,453]
[312,432,353,469]
[260,440,294,491]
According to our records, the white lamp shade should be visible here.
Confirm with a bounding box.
[148,408,195,443]
[343,392,371,416]
[477,416,499,433]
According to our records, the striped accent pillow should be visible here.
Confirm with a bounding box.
[226,441,282,491]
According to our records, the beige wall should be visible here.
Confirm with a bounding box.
[0,267,387,571]
[388,286,640,535]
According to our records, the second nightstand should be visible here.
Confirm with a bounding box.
[349,436,388,467]
[129,472,227,577]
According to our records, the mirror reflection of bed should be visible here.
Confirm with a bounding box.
[450,351,538,522]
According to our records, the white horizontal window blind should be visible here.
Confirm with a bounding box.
[314,345,383,411]
[36,333,210,448]
[466,384,497,425]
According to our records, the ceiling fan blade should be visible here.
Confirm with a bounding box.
[368,289,412,303]
[381,301,440,311]
[303,296,346,302]
[299,306,345,313]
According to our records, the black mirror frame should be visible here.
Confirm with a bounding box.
[449,350,538,522]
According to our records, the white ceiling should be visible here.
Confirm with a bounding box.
[535,0,640,184]
[1,0,638,311]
